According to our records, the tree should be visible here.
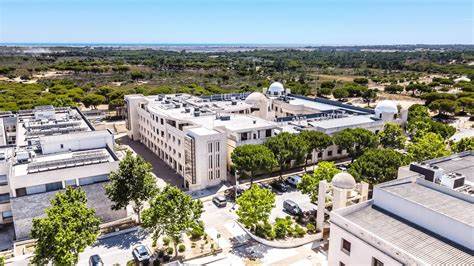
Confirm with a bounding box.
[362,88,378,107]
[297,161,340,202]
[265,132,308,178]
[349,149,407,184]
[407,133,451,162]
[332,87,349,99]
[31,187,100,265]
[299,130,332,170]
[378,123,406,149]
[236,185,275,229]
[82,93,105,109]
[384,84,404,94]
[106,151,157,223]
[428,99,458,116]
[451,137,474,153]
[408,104,430,122]
[353,77,369,85]
[231,144,277,184]
[457,97,474,115]
[142,185,203,257]
[333,128,379,161]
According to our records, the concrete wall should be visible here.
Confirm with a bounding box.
[40,130,113,155]
[328,223,403,266]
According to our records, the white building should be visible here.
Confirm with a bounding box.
[125,82,406,191]
[0,106,126,241]
[328,151,474,265]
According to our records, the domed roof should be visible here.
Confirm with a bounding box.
[332,172,356,189]
[375,100,398,114]
[267,82,285,94]
[245,92,267,105]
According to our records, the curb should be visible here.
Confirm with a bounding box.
[236,222,322,249]
[98,226,139,240]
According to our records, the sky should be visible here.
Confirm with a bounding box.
[0,0,472,45]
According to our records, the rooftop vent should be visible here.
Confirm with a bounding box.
[194,111,200,117]
[440,173,465,189]
[231,100,237,105]
[184,108,191,113]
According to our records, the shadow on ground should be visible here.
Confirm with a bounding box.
[117,135,184,189]
[93,228,148,250]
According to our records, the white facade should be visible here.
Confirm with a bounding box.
[0,106,125,238]
[328,176,474,265]
[125,83,406,191]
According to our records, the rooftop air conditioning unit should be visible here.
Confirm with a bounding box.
[440,173,465,189]
[194,111,200,117]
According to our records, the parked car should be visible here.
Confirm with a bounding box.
[286,175,302,187]
[132,244,151,264]
[271,181,289,193]
[224,186,245,199]
[283,199,302,216]
[89,255,104,266]
[212,195,227,207]
[258,182,272,190]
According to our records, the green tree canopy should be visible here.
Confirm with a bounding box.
[408,104,430,121]
[349,149,407,184]
[384,84,404,94]
[428,99,458,115]
[142,185,203,257]
[106,151,157,223]
[297,161,340,202]
[362,88,378,107]
[333,128,379,161]
[31,187,100,265]
[299,130,332,169]
[378,122,406,149]
[407,133,451,162]
[231,144,277,184]
[451,137,474,153]
[236,185,276,229]
[82,93,105,109]
[265,132,308,178]
[332,87,349,99]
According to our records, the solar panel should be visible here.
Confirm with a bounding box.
[27,151,110,173]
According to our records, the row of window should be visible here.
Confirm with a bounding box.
[240,129,272,142]
[340,238,384,266]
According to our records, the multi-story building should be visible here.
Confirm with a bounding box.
[0,106,126,242]
[125,82,406,191]
[328,151,473,265]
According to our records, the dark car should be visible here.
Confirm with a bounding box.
[271,181,289,192]
[89,255,104,266]
[283,199,302,216]
[212,195,227,207]
[225,186,245,199]
[132,244,151,264]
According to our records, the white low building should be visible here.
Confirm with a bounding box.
[125,82,406,191]
[328,152,474,265]
[0,106,126,241]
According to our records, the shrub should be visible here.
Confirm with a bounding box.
[163,237,171,246]
[178,244,186,253]
[306,223,316,234]
[189,221,205,240]
[166,247,174,255]
[274,219,287,239]
[294,225,306,238]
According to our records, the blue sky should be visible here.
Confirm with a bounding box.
[0,0,472,44]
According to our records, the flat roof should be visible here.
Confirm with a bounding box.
[308,115,376,129]
[428,153,474,183]
[343,205,474,265]
[380,181,473,226]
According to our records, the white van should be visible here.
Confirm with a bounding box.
[286,175,302,187]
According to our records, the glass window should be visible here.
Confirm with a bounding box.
[372,258,384,266]
[2,210,12,219]
[208,143,213,153]
[341,238,351,255]
[46,181,63,192]
[0,193,10,203]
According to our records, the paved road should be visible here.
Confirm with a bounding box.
[78,229,151,266]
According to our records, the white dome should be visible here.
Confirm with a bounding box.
[245,92,267,105]
[375,100,398,114]
[267,82,285,95]
[332,172,356,189]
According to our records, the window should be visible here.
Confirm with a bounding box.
[337,148,342,154]
[60,144,64,149]
[372,257,384,266]
[208,143,213,153]
[209,155,213,168]
[266,129,272,137]
[341,238,351,255]
[46,182,63,192]
[0,193,10,204]
[327,150,333,157]
[241,132,248,141]
[339,262,345,266]
[15,188,26,197]
[318,152,323,158]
